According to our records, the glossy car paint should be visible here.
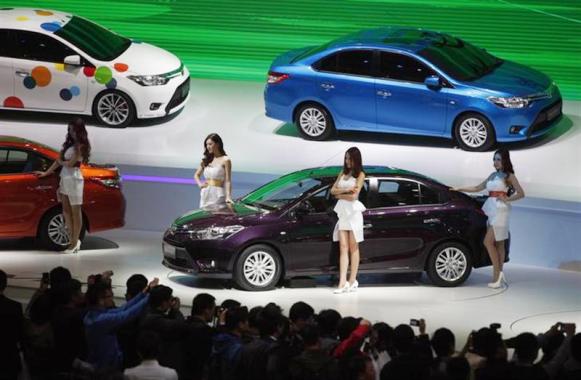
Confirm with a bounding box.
[265,27,562,144]
[163,166,495,283]
[0,136,125,240]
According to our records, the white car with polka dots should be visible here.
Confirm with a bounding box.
[0,8,190,127]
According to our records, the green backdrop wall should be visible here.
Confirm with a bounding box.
[3,0,580,99]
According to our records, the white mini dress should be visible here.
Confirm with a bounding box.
[482,174,511,241]
[59,146,84,206]
[200,164,226,208]
[333,175,366,243]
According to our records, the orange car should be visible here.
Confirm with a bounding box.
[0,136,125,250]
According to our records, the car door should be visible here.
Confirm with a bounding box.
[0,29,15,106]
[358,178,428,270]
[0,148,57,237]
[12,30,88,112]
[375,51,448,136]
[314,49,376,131]
[278,185,337,273]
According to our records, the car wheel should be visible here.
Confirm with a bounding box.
[93,90,135,128]
[295,103,335,140]
[454,113,495,151]
[426,242,472,287]
[38,207,86,251]
[234,245,282,291]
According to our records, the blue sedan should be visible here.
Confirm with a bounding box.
[264,27,562,151]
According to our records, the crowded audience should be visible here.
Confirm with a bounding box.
[0,267,580,380]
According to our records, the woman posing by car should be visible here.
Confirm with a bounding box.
[331,147,366,294]
[453,148,525,288]
[194,133,233,208]
[36,118,91,254]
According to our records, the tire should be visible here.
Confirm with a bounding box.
[93,90,136,128]
[294,103,335,140]
[426,242,472,287]
[234,244,283,291]
[38,207,86,251]
[454,113,496,152]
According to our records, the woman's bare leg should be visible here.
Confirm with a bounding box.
[496,241,506,272]
[338,230,350,288]
[484,227,500,281]
[61,195,73,249]
[347,231,360,284]
[70,204,82,249]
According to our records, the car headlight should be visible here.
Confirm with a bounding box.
[194,225,244,240]
[127,74,169,86]
[488,96,529,109]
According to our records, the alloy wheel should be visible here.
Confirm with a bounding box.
[459,118,488,148]
[435,247,467,282]
[243,250,277,287]
[47,213,69,246]
[97,93,130,126]
[299,108,327,137]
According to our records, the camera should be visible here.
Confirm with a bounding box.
[489,323,501,331]
[410,319,420,327]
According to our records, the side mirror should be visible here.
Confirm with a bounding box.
[424,75,442,89]
[64,55,82,66]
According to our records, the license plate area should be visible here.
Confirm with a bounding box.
[163,242,176,259]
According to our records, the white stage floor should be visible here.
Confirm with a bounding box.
[1,79,580,202]
[2,228,581,345]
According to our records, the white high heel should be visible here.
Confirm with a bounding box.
[488,272,506,289]
[333,283,350,294]
[349,280,359,292]
[72,240,81,254]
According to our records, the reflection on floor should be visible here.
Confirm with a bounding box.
[2,228,580,345]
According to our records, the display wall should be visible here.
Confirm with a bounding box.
[5,0,581,100]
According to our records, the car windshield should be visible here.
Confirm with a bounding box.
[241,177,324,210]
[418,35,503,82]
[55,16,131,61]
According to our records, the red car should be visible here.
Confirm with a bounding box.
[0,136,125,250]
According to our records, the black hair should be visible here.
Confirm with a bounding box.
[191,293,216,316]
[137,330,161,360]
[372,322,395,352]
[202,133,226,167]
[431,327,456,358]
[225,306,249,331]
[300,324,321,347]
[258,303,285,337]
[248,306,264,330]
[289,301,314,322]
[570,333,581,362]
[126,274,148,300]
[148,285,173,309]
[53,278,83,306]
[514,332,539,364]
[49,266,72,289]
[472,327,503,360]
[393,324,415,354]
[221,299,241,310]
[0,269,6,291]
[85,281,112,307]
[338,317,360,341]
[494,148,514,175]
[317,309,342,337]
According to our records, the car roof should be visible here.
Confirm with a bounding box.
[324,27,453,53]
[0,8,72,32]
[289,165,437,182]
[0,135,58,157]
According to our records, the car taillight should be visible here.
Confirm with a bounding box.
[93,177,121,189]
[267,71,289,84]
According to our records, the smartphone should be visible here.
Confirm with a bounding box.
[410,319,420,327]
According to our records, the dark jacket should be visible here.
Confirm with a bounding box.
[181,316,215,380]
[140,307,187,373]
[0,294,24,378]
[211,332,244,380]
[52,304,87,371]
[289,349,340,380]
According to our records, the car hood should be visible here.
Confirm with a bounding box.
[172,202,268,229]
[468,61,552,97]
[114,42,182,76]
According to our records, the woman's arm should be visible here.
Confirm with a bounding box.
[35,159,61,178]
[452,175,490,193]
[341,172,365,201]
[502,173,525,202]
[224,158,233,203]
[330,173,347,196]
[194,161,206,188]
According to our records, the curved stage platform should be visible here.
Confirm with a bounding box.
[2,229,581,344]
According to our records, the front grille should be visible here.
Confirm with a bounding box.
[528,100,562,136]
[165,77,190,113]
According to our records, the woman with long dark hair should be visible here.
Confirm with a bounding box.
[453,148,524,288]
[330,147,366,293]
[37,118,90,254]
[194,133,232,208]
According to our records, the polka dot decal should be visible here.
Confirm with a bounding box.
[3,97,24,108]
[70,86,81,96]
[59,89,73,101]
[83,66,96,77]
[54,63,65,72]
[41,22,62,32]
[95,66,113,84]
[113,63,129,72]
[16,16,29,21]
[31,66,51,87]
[23,76,36,89]
[106,78,117,89]
[35,10,54,16]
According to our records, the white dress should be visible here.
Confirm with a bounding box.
[482,174,511,241]
[199,164,226,208]
[59,146,84,206]
[333,175,366,243]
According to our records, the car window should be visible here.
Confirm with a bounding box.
[0,29,13,58]
[13,30,76,63]
[420,184,443,204]
[0,149,51,174]
[316,50,374,76]
[379,52,436,83]
[243,177,324,210]
[372,179,421,208]
[304,180,369,213]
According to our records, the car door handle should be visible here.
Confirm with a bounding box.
[34,185,53,190]
[423,218,440,224]
[363,223,373,229]
[376,90,391,97]
[15,70,30,77]
[321,83,335,90]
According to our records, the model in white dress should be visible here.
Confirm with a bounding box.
[200,164,226,208]
[333,175,366,243]
[59,146,84,206]
[482,174,510,241]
